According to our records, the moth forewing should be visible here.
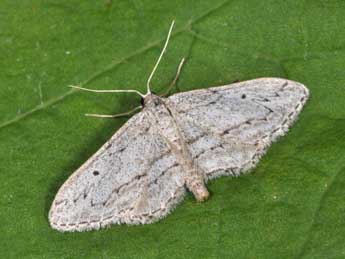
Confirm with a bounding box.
[49,78,309,232]
[49,20,309,232]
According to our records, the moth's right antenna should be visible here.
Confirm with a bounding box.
[146,20,175,96]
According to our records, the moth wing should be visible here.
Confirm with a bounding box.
[168,77,309,180]
[49,111,186,232]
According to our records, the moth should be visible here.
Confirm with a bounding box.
[49,21,309,232]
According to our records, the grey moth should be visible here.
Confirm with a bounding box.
[49,21,309,232]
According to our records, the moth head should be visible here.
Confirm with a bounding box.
[141,93,162,108]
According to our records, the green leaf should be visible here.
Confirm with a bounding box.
[1,0,345,258]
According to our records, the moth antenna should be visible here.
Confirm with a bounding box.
[69,85,145,98]
[85,106,142,118]
[159,57,186,97]
[146,20,175,95]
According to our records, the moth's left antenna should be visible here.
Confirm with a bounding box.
[146,20,175,95]
[69,85,145,98]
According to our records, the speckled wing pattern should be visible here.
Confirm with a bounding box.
[168,78,309,180]
[49,77,309,232]
[49,112,186,232]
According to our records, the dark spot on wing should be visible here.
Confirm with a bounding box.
[241,94,246,99]
[93,171,100,176]
[222,129,230,135]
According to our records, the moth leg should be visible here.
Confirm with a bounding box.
[160,57,185,97]
[85,105,142,118]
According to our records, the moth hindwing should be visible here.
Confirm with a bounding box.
[49,77,309,232]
